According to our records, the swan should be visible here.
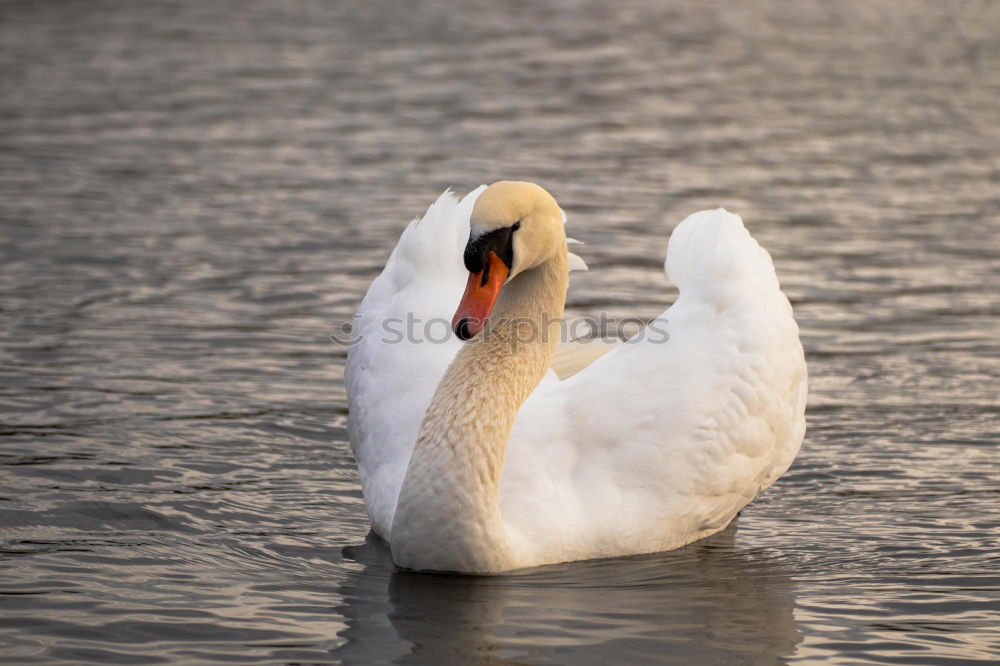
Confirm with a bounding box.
[346,181,807,573]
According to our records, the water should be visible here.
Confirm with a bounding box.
[1,0,998,663]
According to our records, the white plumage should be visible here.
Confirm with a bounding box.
[346,185,806,572]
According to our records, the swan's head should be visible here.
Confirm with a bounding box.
[452,181,566,340]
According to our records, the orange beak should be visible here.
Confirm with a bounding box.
[452,251,509,340]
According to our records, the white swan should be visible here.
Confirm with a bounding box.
[346,181,807,573]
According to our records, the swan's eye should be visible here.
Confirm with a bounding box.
[464,225,516,273]
[512,221,521,231]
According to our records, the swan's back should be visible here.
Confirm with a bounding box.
[501,209,807,565]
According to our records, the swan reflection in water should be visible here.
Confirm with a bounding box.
[332,522,801,664]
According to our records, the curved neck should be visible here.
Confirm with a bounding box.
[390,247,567,572]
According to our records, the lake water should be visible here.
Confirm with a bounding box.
[1,1,998,663]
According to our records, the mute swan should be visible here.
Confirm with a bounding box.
[346,182,807,573]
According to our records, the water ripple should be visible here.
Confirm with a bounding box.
[2,0,999,663]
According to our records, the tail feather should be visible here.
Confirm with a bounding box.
[665,208,778,306]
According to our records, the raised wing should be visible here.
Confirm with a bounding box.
[346,188,482,537]
[500,210,807,563]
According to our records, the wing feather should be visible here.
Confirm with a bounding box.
[346,187,484,536]
[501,209,807,563]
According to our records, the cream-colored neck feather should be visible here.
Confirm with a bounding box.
[390,246,568,573]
